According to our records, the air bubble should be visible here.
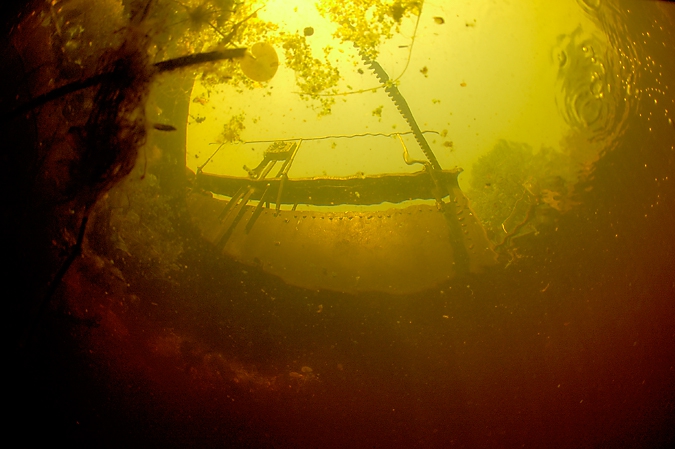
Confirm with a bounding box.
[557,50,568,67]
[590,78,604,97]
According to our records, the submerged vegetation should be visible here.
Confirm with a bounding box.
[317,0,421,59]
[3,0,432,315]
[467,140,575,243]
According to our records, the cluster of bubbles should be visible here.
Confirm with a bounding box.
[555,0,673,151]
[553,23,633,149]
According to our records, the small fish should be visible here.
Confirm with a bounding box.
[153,123,177,132]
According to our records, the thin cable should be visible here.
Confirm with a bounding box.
[199,130,441,169]
[205,130,440,145]
[198,142,226,173]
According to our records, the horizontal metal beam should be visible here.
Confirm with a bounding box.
[195,168,462,206]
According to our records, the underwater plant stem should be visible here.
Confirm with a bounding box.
[4,72,114,123]
[43,214,89,310]
[494,198,537,253]
[19,213,89,349]
[3,48,247,122]
[153,48,246,72]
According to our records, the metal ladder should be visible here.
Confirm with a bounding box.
[213,140,300,249]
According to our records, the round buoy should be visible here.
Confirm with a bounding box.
[240,42,279,82]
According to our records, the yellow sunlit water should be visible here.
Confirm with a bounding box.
[186,0,600,190]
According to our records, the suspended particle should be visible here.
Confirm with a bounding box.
[304,26,314,37]
[433,17,445,24]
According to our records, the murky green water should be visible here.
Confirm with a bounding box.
[4,1,675,448]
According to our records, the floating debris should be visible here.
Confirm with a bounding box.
[240,42,279,82]
[152,123,176,132]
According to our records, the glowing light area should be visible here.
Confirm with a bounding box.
[186,0,603,189]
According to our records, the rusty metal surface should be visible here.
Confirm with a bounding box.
[188,190,497,294]
[195,168,463,207]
